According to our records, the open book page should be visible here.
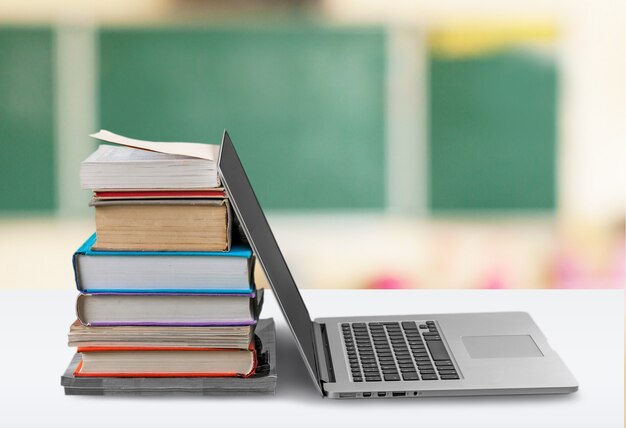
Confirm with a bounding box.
[90,130,218,161]
[85,145,198,163]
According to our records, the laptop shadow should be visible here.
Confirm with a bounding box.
[275,325,323,400]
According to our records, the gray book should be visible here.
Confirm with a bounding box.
[61,318,276,396]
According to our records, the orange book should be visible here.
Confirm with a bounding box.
[74,343,257,378]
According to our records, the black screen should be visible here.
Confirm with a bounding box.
[218,131,320,390]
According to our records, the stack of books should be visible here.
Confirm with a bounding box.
[61,131,276,395]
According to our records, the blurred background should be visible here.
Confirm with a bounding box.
[0,0,624,291]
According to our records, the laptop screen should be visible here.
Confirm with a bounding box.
[218,131,321,391]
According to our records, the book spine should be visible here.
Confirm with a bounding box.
[73,252,84,292]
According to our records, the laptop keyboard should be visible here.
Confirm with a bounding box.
[341,321,460,382]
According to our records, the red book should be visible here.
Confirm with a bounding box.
[74,343,257,378]
[94,189,226,200]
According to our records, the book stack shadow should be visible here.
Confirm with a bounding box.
[61,131,277,395]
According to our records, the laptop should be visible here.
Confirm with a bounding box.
[218,131,578,399]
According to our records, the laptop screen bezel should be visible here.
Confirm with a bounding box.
[217,131,323,394]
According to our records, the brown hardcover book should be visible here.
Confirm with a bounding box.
[91,198,232,251]
[67,320,254,349]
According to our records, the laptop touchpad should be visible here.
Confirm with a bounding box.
[462,335,543,358]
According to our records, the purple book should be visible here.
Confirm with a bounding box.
[76,289,263,327]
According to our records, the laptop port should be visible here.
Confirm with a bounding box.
[392,392,406,397]
[377,392,386,398]
[363,392,372,397]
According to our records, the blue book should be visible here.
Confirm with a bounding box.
[73,234,254,294]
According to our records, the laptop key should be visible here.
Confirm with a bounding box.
[435,361,453,366]
[426,341,451,361]
[361,364,378,369]
[422,374,438,380]
[381,365,398,371]
[441,375,459,380]
[403,373,419,381]
[384,374,401,381]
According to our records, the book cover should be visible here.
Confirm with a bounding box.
[94,189,226,200]
[75,289,264,327]
[73,233,254,294]
[74,342,258,378]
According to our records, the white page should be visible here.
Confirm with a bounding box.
[85,145,199,163]
[90,130,218,161]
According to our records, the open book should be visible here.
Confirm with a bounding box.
[80,130,221,190]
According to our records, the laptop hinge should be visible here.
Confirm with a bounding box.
[312,321,335,384]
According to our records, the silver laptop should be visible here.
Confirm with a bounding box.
[218,131,578,399]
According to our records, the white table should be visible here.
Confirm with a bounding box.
[1,289,623,427]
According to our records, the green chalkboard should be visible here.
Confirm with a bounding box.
[429,50,557,211]
[0,28,55,212]
[99,27,386,210]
